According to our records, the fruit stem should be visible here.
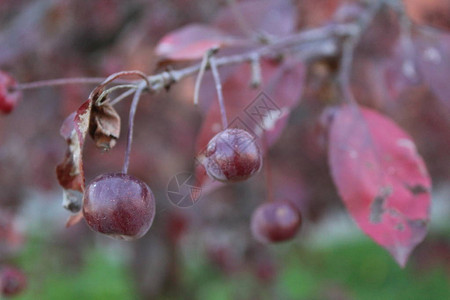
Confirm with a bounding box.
[337,1,383,105]
[108,88,137,106]
[263,132,274,202]
[210,56,229,129]
[122,87,144,174]
[96,84,139,105]
[99,70,151,91]
[250,53,262,88]
[193,50,211,106]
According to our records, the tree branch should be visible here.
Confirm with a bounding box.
[338,1,384,104]
[132,23,359,97]
[17,12,381,105]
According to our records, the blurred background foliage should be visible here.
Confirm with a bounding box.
[1,0,449,299]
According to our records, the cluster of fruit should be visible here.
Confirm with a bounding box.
[1,71,302,244]
[82,128,302,243]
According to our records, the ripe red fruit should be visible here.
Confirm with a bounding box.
[0,71,21,114]
[82,173,156,240]
[202,128,262,182]
[251,201,302,243]
[0,266,27,297]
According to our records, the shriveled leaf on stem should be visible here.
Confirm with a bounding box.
[56,99,93,226]
[328,105,431,267]
[89,103,121,151]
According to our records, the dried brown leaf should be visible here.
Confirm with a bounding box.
[56,99,93,226]
[89,103,121,151]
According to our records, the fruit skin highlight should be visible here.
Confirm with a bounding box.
[202,128,262,182]
[251,201,302,244]
[82,173,155,240]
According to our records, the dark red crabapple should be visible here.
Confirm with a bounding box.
[202,128,262,182]
[0,266,27,297]
[251,201,302,243]
[82,173,155,240]
[0,71,21,114]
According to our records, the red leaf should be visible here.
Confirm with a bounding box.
[0,71,21,114]
[56,98,93,226]
[328,105,431,267]
[195,59,305,188]
[155,24,242,61]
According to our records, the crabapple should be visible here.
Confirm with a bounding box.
[82,173,155,240]
[0,71,21,114]
[202,128,262,182]
[251,201,302,243]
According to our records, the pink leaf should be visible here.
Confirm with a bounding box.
[155,24,242,61]
[328,105,431,267]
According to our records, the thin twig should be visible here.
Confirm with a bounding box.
[89,70,150,104]
[108,88,136,106]
[96,84,139,105]
[395,0,419,82]
[339,40,359,104]
[250,53,262,88]
[209,56,228,129]
[100,70,151,90]
[338,1,383,104]
[122,87,144,174]
[262,132,273,203]
[193,49,213,106]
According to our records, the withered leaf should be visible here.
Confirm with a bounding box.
[89,103,121,151]
[56,98,93,226]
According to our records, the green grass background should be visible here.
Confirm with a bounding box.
[12,232,449,300]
